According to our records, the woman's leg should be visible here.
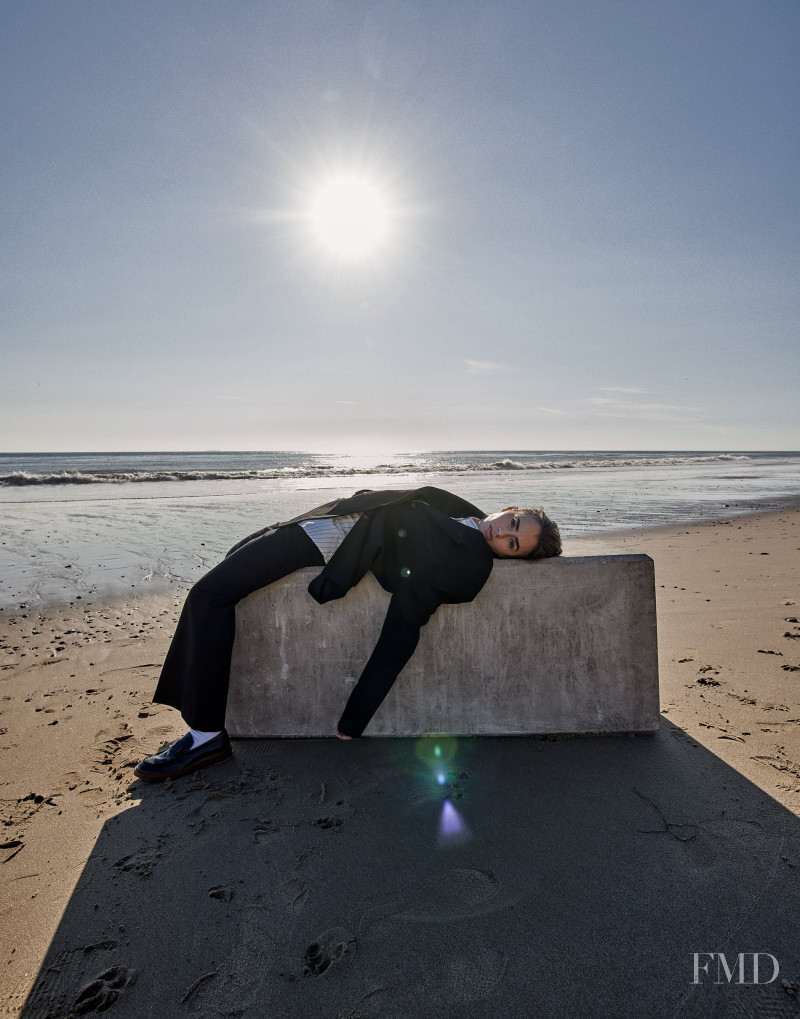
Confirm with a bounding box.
[152,524,323,730]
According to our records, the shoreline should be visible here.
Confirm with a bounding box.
[2,506,799,1014]
[3,450,798,614]
[2,496,800,617]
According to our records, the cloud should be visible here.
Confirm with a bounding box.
[581,393,704,425]
[594,387,650,394]
[585,397,699,413]
[463,359,507,374]
[538,406,568,415]
[592,409,704,424]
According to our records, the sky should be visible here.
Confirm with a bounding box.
[2,0,798,453]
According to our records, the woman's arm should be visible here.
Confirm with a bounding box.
[335,587,434,737]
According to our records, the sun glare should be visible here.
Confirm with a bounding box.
[308,175,390,259]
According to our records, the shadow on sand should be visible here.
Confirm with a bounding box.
[19,720,800,1018]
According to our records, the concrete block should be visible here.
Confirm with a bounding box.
[226,555,660,737]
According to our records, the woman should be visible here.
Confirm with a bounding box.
[134,486,561,781]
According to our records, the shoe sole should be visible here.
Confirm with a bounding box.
[134,747,233,782]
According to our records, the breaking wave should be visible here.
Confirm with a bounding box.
[0,454,752,487]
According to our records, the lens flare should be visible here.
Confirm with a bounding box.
[437,798,471,847]
[415,735,457,769]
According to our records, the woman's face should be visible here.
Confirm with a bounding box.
[477,510,541,557]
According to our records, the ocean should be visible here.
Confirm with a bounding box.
[1,450,798,610]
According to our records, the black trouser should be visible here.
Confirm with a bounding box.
[153,524,324,731]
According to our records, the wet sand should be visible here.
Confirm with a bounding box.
[1,509,799,1016]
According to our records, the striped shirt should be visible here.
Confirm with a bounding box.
[299,513,482,564]
[298,514,361,563]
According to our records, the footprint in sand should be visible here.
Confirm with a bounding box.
[70,965,137,1015]
[302,926,356,976]
[448,948,508,1003]
[208,884,234,901]
[361,867,502,929]
[234,740,277,761]
[398,868,501,922]
[112,838,170,878]
[281,876,308,912]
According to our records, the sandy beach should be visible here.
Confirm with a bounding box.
[2,508,799,1017]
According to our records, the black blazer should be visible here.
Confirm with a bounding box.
[229,487,494,736]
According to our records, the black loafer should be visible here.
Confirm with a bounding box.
[134,730,232,782]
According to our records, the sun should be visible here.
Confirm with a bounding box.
[308,175,390,259]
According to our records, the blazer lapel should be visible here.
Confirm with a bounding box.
[422,504,489,550]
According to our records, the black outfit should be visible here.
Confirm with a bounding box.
[153,486,493,737]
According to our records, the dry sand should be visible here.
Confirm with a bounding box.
[1,509,799,1017]
[570,508,800,815]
